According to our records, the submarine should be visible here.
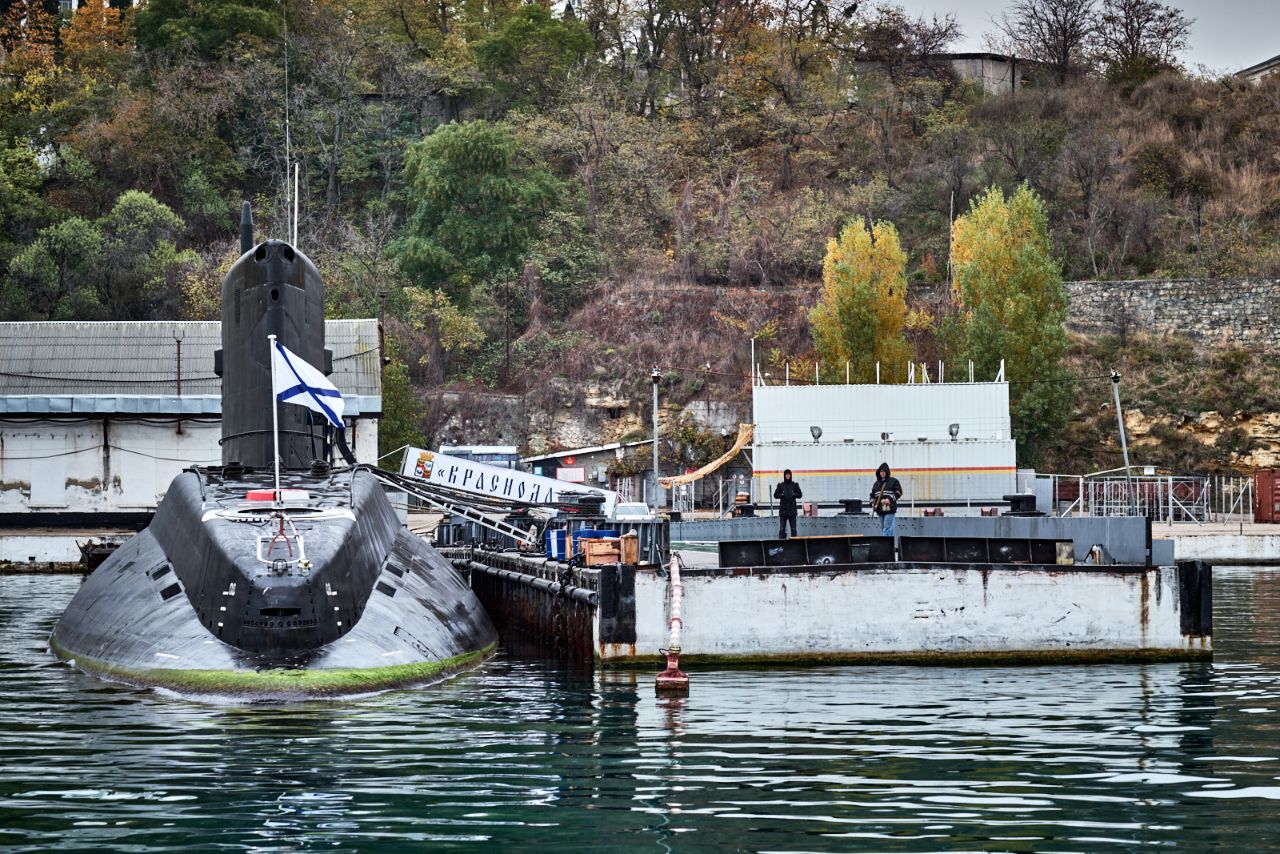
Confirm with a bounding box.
[51,204,497,698]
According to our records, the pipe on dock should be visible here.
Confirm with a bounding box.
[461,560,598,607]
[655,553,689,693]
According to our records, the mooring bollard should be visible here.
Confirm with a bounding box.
[655,553,689,694]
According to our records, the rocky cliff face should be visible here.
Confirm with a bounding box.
[1123,409,1280,470]
[428,383,745,455]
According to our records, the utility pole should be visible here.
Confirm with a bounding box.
[1112,370,1136,515]
[704,361,711,422]
[651,367,662,509]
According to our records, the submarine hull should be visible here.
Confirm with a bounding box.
[52,467,497,698]
[53,217,496,697]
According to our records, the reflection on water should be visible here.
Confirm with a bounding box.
[1,568,1279,852]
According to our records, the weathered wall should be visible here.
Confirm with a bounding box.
[1066,279,1280,350]
[0,415,380,514]
[0,419,221,512]
[622,564,1204,661]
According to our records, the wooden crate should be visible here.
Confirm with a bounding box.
[619,533,639,565]
[582,538,622,566]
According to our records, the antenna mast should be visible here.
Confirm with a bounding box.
[283,7,292,242]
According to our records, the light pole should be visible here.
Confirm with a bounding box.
[1111,370,1136,515]
[651,367,661,508]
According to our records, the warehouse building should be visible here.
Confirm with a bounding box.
[0,319,381,525]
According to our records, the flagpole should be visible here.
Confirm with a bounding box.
[268,334,281,503]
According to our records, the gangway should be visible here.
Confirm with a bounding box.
[363,466,546,547]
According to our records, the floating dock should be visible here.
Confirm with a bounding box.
[450,514,1212,666]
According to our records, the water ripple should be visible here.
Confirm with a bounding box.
[2,568,1280,851]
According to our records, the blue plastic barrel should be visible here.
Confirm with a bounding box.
[545,529,568,560]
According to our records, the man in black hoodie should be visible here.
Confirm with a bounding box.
[774,469,802,539]
[870,463,903,537]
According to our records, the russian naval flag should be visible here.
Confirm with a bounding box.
[271,340,345,429]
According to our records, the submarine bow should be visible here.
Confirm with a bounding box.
[51,203,497,696]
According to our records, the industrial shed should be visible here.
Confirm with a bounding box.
[0,319,381,524]
[752,381,1018,512]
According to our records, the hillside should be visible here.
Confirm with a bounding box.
[2,0,1279,472]
[409,277,1280,477]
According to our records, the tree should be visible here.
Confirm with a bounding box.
[474,4,593,108]
[853,3,962,173]
[991,0,1096,84]
[856,4,961,89]
[0,191,194,321]
[951,185,1071,465]
[97,190,196,319]
[403,286,485,383]
[634,0,677,117]
[809,219,911,384]
[1096,0,1191,85]
[0,145,44,260]
[62,0,131,75]
[2,218,106,320]
[378,354,428,458]
[288,0,370,215]
[133,0,280,57]
[1,0,57,75]
[392,120,557,307]
[527,208,603,316]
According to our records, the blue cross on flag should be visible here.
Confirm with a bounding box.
[271,340,345,429]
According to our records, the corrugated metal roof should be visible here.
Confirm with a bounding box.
[0,394,222,414]
[0,393,381,416]
[0,320,381,398]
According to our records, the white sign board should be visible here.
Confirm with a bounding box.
[556,467,586,483]
[401,448,616,514]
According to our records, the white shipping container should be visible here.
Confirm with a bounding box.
[753,382,1012,444]
[752,382,1017,507]
[754,439,1016,506]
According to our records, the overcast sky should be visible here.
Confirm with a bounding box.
[903,0,1278,75]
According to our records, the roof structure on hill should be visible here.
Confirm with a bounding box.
[1237,53,1280,83]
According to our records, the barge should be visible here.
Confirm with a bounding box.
[452,513,1211,666]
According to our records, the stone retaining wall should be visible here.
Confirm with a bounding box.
[1066,279,1280,351]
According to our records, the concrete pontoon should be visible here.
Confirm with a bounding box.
[452,513,1211,667]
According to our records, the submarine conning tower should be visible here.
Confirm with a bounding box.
[216,202,331,468]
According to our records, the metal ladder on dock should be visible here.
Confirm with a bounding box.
[363,467,540,546]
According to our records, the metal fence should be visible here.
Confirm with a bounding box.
[1040,472,1253,524]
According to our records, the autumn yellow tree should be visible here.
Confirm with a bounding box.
[951,184,1071,464]
[1,0,57,75]
[63,0,130,75]
[809,219,911,384]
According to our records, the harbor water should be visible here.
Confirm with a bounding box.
[2,567,1279,853]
